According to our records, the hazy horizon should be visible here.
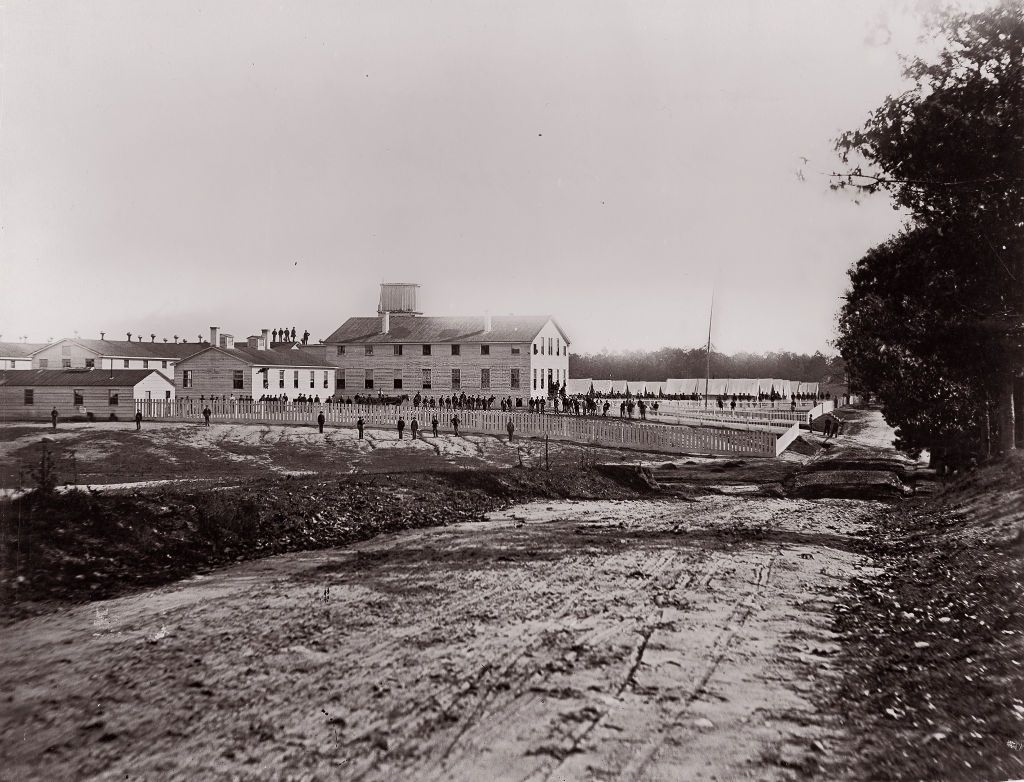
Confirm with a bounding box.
[2,1,969,355]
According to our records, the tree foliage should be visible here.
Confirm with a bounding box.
[834,1,1024,459]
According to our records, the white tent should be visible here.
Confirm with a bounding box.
[727,378,760,397]
[565,378,593,396]
[644,381,666,396]
[607,380,629,395]
[797,381,820,396]
[627,380,651,395]
[665,378,701,395]
[590,380,615,395]
[705,379,731,396]
[771,379,794,398]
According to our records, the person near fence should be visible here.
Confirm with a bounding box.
[619,401,626,418]
[603,401,610,417]
[357,417,364,438]
[410,418,419,439]
[638,399,647,420]
[397,417,405,439]
[135,410,143,431]
[451,415,459,436]
[507,420,515,442]
[50,407,59,431]
[202,406,212,427]
[317,410,325,434]
[432,416,439,437]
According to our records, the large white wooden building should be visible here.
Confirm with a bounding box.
[320,284,570,404]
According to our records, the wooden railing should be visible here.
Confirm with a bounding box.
[134,399,794,457]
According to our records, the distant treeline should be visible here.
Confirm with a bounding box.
[568,348,844,383]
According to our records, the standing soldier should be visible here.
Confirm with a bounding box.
[135,409,143,431]
[397,417,405,439]
[317,410,325,434]
[451,415,460,436]
[638,399,647,420]
[50,407,59,431]
[202,406,212,427]
[410,418,419,440]
[432,416,439,437]
[507,419,515,442]
[357,417,364,439]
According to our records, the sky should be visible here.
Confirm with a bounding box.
[0,0,973,354]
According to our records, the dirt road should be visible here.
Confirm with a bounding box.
[1,494,886,780]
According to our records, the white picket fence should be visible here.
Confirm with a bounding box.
[135,399,799,457]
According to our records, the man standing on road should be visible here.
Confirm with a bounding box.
[451,415,459,436]
[410,418,419,440]
[317,410,325,434]
[50,407,59,431]
[432,416,439,437]
[357,417,364,439]
[135,410,143,431]
[507,420,515,442]
[397,417,405,439]
[202,406,211,427]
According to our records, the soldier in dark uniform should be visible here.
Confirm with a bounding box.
[357,417,364,438]
[317,410,325,434]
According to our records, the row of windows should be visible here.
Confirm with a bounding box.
[38,358,172,370]
[335,368,521,391]
[181,370,333,391]
[337,344,519,357]
[532,367,566,390]
[534,336,564,356]
[20,389,171,405]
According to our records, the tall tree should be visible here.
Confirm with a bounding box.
[834,1,1024,453]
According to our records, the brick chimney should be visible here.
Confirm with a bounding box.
[261,328,270,349]
[382,311,390,334]
[210,326,220,346]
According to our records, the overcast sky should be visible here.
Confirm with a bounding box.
[0,0,969,354]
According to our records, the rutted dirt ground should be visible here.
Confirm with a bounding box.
[0,412,905,781]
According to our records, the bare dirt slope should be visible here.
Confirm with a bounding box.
[0,413,901,781]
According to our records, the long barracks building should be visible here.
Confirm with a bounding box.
[321,284,570,405]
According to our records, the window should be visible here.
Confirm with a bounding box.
[143,360,150,369]
[109,390,119,406]
[336,377,346,390]
[422,344,431,356]
[85,359,95,368]
[262,371,269,389]
[162,361,168,369]
[451,344,460,356]
[511,346,520,355]
[364,369,374,389]
[534,343,539,355]
[533,369,537,390]
[393,372,403,390]
[393,345,403,356]
[8,361,14,369]
[62,359,71,368]
[293,371,299,389]
[123,359,130,368]
[481,368,490,389]
[556,338,560,356]
[233,370,244,390]
[540,372,545,389]
[511,369,520,389]
[365,346,374,356]
[323,371,329,389]
[39,359,48,368]
[73,389,84,405]
[336,345,345,356]
[310,371,315,389]
[183,370,193,388]
[480,345,490,356]
[548,337,553,354]
[278,370,285,389]
[451,369,461,389]
[24,389,34,405]
[422,369,431,389]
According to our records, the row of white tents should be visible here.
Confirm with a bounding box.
[564,378,821,397]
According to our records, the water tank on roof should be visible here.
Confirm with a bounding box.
[378,283,421,315]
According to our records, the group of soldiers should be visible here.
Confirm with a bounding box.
[270,327,312,345]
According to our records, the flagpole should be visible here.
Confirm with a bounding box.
[704,288,714,409]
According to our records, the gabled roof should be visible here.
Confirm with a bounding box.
[0,342,49,358]
[0,369,173,387]
[324,315,567,345]
[34,338,205,360]
[176,345,335,369]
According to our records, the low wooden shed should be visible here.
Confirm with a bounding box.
[0,369,174,422]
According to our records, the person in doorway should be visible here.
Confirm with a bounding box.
[432,416,439,437]
[410,418,419,439]
[50,407,59,431]
[507,420,515,442]
[357,417,364,439]
[397,417,405,439]
[135,410,143,431]
[317,410,325,434]
[202,406,212,427]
